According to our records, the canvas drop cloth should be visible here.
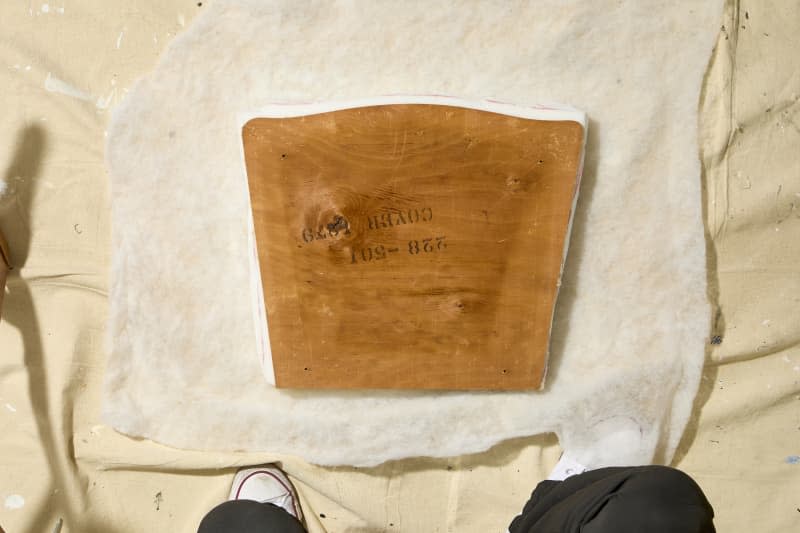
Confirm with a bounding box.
[3,1,800,532]
[103,0,721,468]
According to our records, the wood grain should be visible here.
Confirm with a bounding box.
[242,104,583,389]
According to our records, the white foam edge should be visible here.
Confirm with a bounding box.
[239,93,586,126]
[236,94,588,388]
[540,108,588,390]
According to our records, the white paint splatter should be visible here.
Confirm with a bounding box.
[4,494,25,510]
[90,425,104,435]
[4,403,16,412]
[116,31,124,49]
[41,3,50,13]
[761,319,771,326]
[178,13,185,27]
[44,72,91,102]
[96,88,117,110]
[57,6,64,14]
[153,34,159,44]
[794,366,800,372]
[0,176,23,201]
[25,65,31,71]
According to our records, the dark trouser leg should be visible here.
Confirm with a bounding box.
[198,500,306,533]
[508,465,715,533]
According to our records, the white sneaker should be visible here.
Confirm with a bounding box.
[547,453,588,481]
[229,465,303,523]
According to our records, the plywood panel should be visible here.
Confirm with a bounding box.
[242,103,584,389]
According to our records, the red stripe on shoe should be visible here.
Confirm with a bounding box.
[234,470,300,519]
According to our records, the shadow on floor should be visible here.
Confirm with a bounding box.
[1,125,122,533]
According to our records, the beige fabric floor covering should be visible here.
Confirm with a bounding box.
[0,1,798,532]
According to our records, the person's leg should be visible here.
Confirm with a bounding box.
[198,465,306,533]
[509,465,715,533]
[580,466,715,532]
[198,500,305,533]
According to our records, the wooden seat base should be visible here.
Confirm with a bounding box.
[242,98,585,390]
